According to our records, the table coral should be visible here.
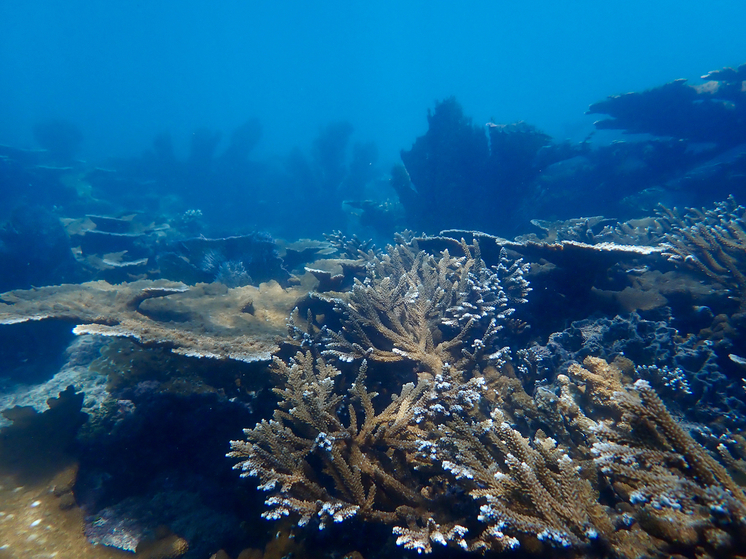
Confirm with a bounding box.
[0,279,306,363]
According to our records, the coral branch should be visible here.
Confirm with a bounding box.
[228,350,438,531]
[323,240,529,375]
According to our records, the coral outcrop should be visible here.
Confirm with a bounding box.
[588,64,746,148]
[396,97,562,235]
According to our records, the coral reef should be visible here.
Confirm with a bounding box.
[229,353,440,532]
[229,238,532,552]
[0,386,189,559]
[79,390,250,557]
[588,64,746,148]
[61,212,167,283]
[226,233,746,557]
[4,61,746,558]
[569,358,746,554]
[392,64,746,236]
[0,334,110,427]
[232,334,746,556]
[2,211,744,556]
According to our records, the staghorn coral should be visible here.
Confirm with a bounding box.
[322,239,529,374]
[567,357,746,555]
[658,196,746,309]
[323,230,381,261]
[227,349,470,552]
[431,411,611,552]
[232,343,620,554]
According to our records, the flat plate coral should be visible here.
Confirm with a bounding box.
[0,279,308,363]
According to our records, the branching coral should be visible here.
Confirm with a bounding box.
[568,357,746,554]
[593,378,745,500]
[322,240,530,374]
[323,230,381,261]
[227,350,470,551]
[232,341,746,556]
[658,197,746,309]
[229,235,746,557]
[431,412,610,552]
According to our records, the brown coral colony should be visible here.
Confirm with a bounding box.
[227,227,746,556]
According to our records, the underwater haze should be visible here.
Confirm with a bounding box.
[2,1,746,163]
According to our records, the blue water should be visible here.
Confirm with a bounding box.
[2,1,745,163]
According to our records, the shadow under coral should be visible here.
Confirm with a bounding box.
[73,385,264,558]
